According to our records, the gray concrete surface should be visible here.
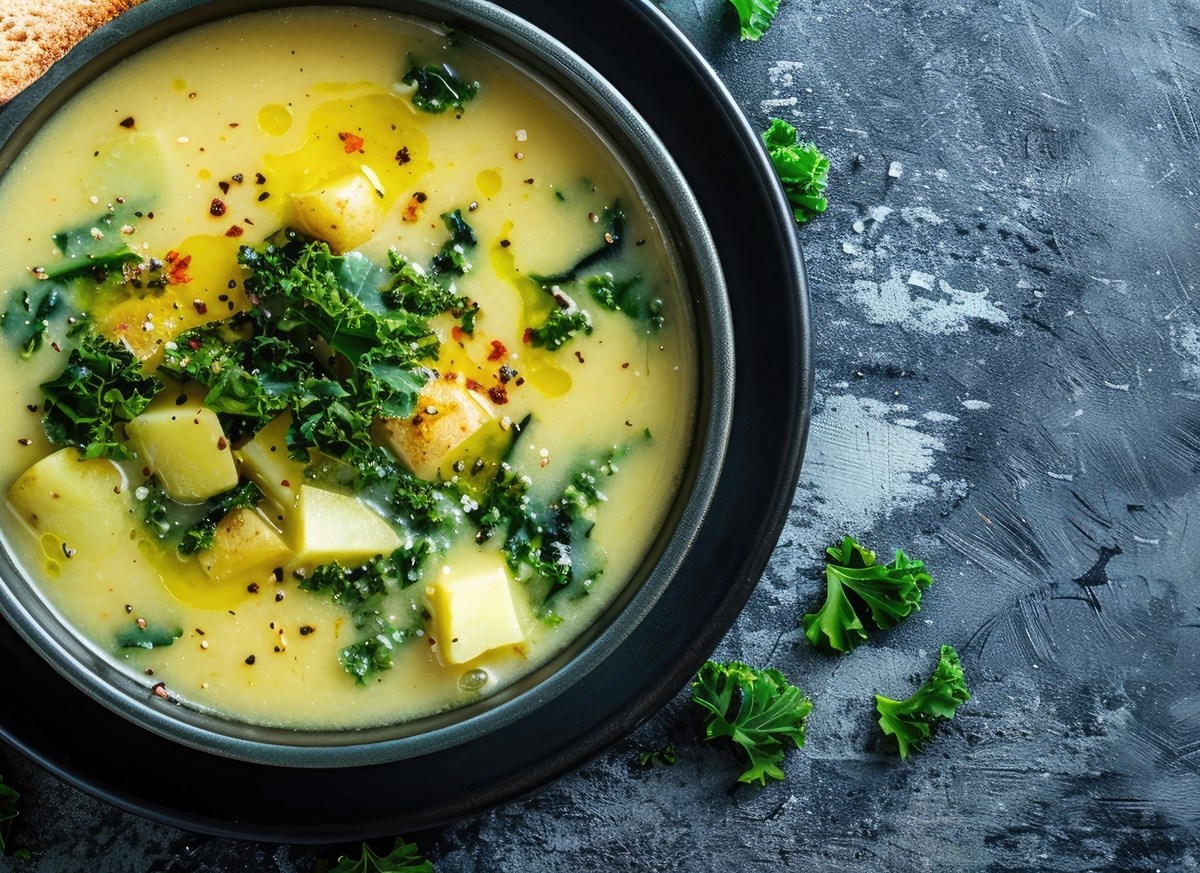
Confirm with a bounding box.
[3,0,1199,869]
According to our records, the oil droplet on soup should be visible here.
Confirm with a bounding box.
[0,8,697,730]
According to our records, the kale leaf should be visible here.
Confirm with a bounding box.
[876,645,971,758]
[691,659,813,785]
[176,481,264,556]
[586,274,664,329]
[802,536,933,653]
[528,304,592,351]
[1,286,66,358]
[762,117,830,224]
[338,613,423,685]
[430,209,478,277]
[728,0,782,41]
[402,56,479,114]
[327,836,433,873]
[40,321,161,460]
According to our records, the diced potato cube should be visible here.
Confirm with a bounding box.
[373,379,494,479]
[425,558,525,665]
[290,173,385,252]
[96,233,249,364]
[234,414,307,510]
[198,507,292,584]
[289,485,400,569]
[126,389,238,504]
[7,448,133,560]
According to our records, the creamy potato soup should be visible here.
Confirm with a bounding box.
[0,8,696,729]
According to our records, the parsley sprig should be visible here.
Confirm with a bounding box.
[691,659,813,785]
[876,645,971,758]
[802,536,933,653]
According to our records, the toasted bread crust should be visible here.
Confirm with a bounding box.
[0,0,142,104]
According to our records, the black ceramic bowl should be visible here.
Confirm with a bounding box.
[0,0,811,839]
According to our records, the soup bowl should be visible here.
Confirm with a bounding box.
[0,0,810,839]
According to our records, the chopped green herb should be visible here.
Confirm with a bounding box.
[383,251,459,317]
[802,535,933,653]
[876,645,971,758]
[691,659,812,785]
[116,623,183,650]
[402,56,479,114]
[327,836,434,873]
[728,0,782,41]
[139,479,172,540]
[529,305,592,351]
[40,320,161,460]
[430,209,478,276]
[762,118,829,224]
[338,614,423,685]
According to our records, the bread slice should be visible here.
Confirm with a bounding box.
[1,0,143,104]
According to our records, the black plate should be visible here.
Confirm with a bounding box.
[0,0,811,840]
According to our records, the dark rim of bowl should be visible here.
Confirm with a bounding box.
[0,0,734,768]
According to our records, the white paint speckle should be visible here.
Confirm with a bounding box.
[962,399,992,410]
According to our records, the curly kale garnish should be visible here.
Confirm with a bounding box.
[802,536,933,653]
[40,320,161,460]
[402,55,479,114]
[762,118,829,224]
[691,659,813,784]
[876,645,971,758]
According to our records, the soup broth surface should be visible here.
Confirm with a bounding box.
[0,7,696,730]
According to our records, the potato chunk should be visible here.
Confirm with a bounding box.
[198,507,292,584]
[234,414,307,510]
[126,389,238,504]
[425,558,525,665]
[95,234,249,364]
[7,448,133,560]
[290,172,385,252]
[290,485,400,569]
[373,379,494,479]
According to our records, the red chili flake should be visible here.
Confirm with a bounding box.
[280,479,290,488]
[209,198,227,217]
[403,194,425,223]
[193,300,208,315]
[164,250,180,263]
[395,146,411,165]
[151,682,169,700]
[188,338,201,350]
[338,131,365,153]
[217,437,228,451]
[168,254,193,285]
[451,325,464,342]
[224,225,244,238]
[487,340,507,361]
[487,385,509,405]
[442,371,458,381]
[522,327,533,345]
[50,341,61,353]
[465,378,483,392]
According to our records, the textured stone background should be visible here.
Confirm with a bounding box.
[3,0,1200,869]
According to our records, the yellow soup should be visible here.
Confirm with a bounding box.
[0,7,696,730]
